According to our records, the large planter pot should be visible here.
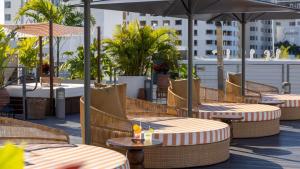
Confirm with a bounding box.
[118,76,146,98]
[0,88,10,110]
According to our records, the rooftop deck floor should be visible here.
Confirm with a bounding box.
[31,115,300,169]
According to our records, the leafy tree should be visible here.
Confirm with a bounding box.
[16,0,95,26]
[61,40,114,80]
[103,21,179,76]
[16,0,95,76]
[17,38,40,70]
[0,26,16,87]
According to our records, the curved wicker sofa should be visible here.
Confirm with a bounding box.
[0,117,69,144]
[80,84,230,168]
[227,73,300,120]
[168,79,281,138]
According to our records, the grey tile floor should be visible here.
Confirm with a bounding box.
[31,115,300,169]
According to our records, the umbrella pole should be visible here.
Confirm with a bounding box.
[241,14,246,96]
[49,18,54,116]
[39,36,43,80]
[97,26,101,83]
[84,0,91,145]
[56,37,60,77]
[187,14,193,117]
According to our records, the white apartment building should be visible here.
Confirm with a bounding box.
[125,12,278,59]
[125,12,240,59]
[1,0,27,24]
[274,0,300,46]
[245,20,273,58]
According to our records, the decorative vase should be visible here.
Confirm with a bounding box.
[0,88,10,111]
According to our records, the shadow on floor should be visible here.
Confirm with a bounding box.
[192,153,284,169]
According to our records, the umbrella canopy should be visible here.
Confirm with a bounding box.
[3,22,83,37]
[88,0,296,18]
[83,0,299,117]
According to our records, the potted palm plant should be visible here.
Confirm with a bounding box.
[0,26,15,110]
[103,21,179,98]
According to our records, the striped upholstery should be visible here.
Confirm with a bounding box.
[133,117,230,146]
[262,94,300,108]
[25,144,130,169]
[197,103,281,122]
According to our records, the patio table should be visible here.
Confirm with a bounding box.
[262,94,300,120]
[24,144,130,169]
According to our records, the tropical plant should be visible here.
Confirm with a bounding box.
[16,0,95,76]
[0,26,16,87]
[61,40,113,80]
[174,64,198,79]
[16,0,95,26]
[17,38,39,70]
[279,46,290,59]
[103,21,179,76]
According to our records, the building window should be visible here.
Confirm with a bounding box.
[289,22,296,26]
[5,14,11,21]
[276,22,281,26]
[194,20,198,26]
[194,30,198,36]
[5,1,11,8]
[194,50,198,56]
[206,21,214,24]
[223,30,232,36]
[194,40,198,46]
[223,21,232,26]
[176,30,182,36]
[151,20,158,27]
[206,30,214,35]
[140,21,146,26]
[250,27,257,31]
[175,20,182,25]
[163,20,170,26]
[206,50,212,55]
[206,40,215,45]
[140,13,146,16]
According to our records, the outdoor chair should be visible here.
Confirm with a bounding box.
[0,117,69,144]
[80,83,230,168]
[156,74,169,100]
[167,79,281,138]
[225,72,279,103]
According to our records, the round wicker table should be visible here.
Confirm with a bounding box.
[24,144,129,169]
[197,103,281,138]
[130,117,230,168]
[107,137,162,169]
[262,94,300,120]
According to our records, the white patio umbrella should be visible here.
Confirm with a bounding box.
[197,11,300,96]
[85,0,298,116]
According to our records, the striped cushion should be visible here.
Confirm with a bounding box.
[134,117,230,146]
[197,103,281,122]
[25,144,130,169]
[262,94,300,108]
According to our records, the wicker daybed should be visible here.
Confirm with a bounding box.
[0,117,69,144]
[227,73,300,120]
[168,79,281,138]
[80,84,230,168]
